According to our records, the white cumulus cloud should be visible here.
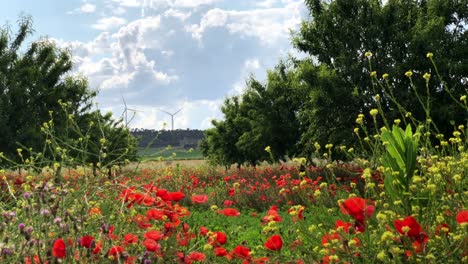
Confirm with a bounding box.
[186,4,304,45]
[92,17,127,31]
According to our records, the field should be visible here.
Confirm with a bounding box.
[1,148,467,263]
[138,147,204,161]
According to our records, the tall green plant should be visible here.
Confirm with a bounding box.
[380,124,421,213]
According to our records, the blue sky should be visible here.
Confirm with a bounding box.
[1,0,307,130]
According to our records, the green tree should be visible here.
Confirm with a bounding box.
[295,0,468,148]
[201,96,247,169]
[202,61,308,166]
[0,16,138,177]
[237,62,308,164]
[0,17,95,164]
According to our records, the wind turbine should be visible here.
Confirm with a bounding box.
[121,95,143,128]
[160,108,182,131]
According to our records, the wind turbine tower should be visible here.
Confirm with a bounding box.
[121,95,143,128]
[160,108,182,131]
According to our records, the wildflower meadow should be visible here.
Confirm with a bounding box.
[1,0,467,263]
[1,53,467,263]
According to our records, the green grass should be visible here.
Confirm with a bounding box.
[138,147,203,161]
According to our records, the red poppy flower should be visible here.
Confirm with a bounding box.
[156,189,171,201]
[394,215,428,252]
[394,216,426,240]
[340,197,374,231]
[262,206,282,224]
[52,238,66,259]
[435,223,450,236]
[138,194,155,206]
[214,247,228,257]
[232,245,250,259]
[93,242,102,254]
[456,210,468,224]
[134,214,152,229]
[199,226,209,236]
[218,208,240,217]
[209,231,227,246]
[264,235,283,251]
[252,257,270,264]
[223,200,234,207]
[188,252,206,262]
[123,233,139,245]
[335,220,352,233]
[80,236,94,248]
[321,232,340,246]
[144,230,164,241]
[168,191,185,201]
[108,245,124,257]
[146,208,166,221]
[191,194,208,204]
[142,239,161,252]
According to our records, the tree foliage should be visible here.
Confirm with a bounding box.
[296,0,468,147]
[0,16,137,175]
[202,0,467,166]
[201,62,308,167]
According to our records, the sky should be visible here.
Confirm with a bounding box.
[0,0,308,130]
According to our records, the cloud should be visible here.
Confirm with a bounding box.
[57,0,305,129]
[185,8,228,40]
[67,3,97,14]
[92,17,127,31]
[186,5,303,45]
[256,0,278,8]
[229,57,264,96]
[244,58,260,71]
[62,15,178,107]
[111,0,141,7]
[110,0,221,12]
[81,3,97,13]
[164,8,192,21]
[172,0,221,8]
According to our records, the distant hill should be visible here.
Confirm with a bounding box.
[131,129,205,149]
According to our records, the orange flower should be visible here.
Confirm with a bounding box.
[88,207,102,216]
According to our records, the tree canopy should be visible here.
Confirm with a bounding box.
[296,0,467,145]
[0,16,137,176]
[202,0,468,167]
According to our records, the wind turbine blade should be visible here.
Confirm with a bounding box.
[173,108,183,115]
[160,109,171,115]
[127,108,145,113]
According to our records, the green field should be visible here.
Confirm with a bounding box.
[138,147,203,161]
